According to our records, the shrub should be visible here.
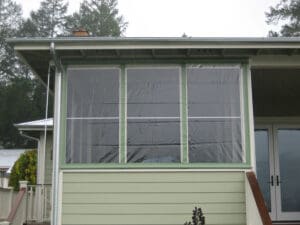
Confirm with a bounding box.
[9,149,37,191]
[184,207,205,225]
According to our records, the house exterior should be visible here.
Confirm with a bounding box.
[14,118,53,223]
[7,37,300,225]
[15,118,53,186]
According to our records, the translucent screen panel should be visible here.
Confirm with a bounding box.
[127,119,180,163]
[67,68,119,117]
[277,129,300,212]
[255,129,271,211]
[66,119,119,163]
[187,67,241,117]
[187,67,243,163]
[189,119,242,163]
[127,67,181,163]
[127,68,180,117]
[66,68,119,163]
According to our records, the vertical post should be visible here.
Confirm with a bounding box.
[19,181,28,223]
[36,137,44,222]
[19,181,28,190]
[180,65,188,163]
[120,65,127,163]
[8,187,13,212]
[43,185,47,220]
[51,68,62,225]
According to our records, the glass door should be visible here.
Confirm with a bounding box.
[255,126,276,220]
[255,124,300,221]
[274,125,300,220]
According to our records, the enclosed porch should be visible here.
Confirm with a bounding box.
[252,68,300,223]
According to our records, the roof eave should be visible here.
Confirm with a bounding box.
[8,37,300,51]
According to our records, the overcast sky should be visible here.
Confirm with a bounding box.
[15,0,281,37]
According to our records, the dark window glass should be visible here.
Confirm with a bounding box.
[255,129,271,211]
[66,68,119,163]
[127,68,180,117]
[187,67,243,163]
[127,119,180,163]
[278,129,300,212]
[127,68,180,163]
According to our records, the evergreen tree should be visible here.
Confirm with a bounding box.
[0,77,52,148]
[266,0,300,37]
[67,0,127,36]
[0,1,54,149]
[0,0,26,81]
[22,0,69,37]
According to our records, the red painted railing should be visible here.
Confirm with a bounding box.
[246,171,272,225]
[7,187,26,223]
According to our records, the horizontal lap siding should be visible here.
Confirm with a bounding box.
[61,171,246,225]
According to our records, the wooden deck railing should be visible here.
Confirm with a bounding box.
[246,171,272,225]
[26,184,52,222]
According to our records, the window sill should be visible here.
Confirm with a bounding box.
[60,162,251,170]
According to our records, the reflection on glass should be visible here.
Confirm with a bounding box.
[255,129,271,212]
[278,129,300,212]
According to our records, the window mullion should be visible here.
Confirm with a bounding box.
[181,64,189,163]
[119,65,127,163]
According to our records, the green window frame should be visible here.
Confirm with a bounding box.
[60,62,251,169]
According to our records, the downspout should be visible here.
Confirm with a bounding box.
[50,41,63,225]
[19,131,39,142]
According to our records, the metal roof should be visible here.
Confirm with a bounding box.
[7,36,300,44]
[6,37,300,85]
[0,149,27,173]
[15,118,53,131]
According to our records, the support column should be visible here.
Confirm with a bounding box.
[51,68,62,225]
[36,137,45,222]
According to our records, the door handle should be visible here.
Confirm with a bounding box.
[268,176,274,186]
[276,175,282,186]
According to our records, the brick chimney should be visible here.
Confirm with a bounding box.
[72,28,89,37]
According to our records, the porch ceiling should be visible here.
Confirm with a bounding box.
[252,68,300,117]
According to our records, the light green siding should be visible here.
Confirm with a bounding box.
[61,171,246,225]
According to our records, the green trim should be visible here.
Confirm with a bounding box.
[120,65,126,163]
[60,162,251,169]
[59,61,252,169]
[180,65,188,163]
[242,64,251,165]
